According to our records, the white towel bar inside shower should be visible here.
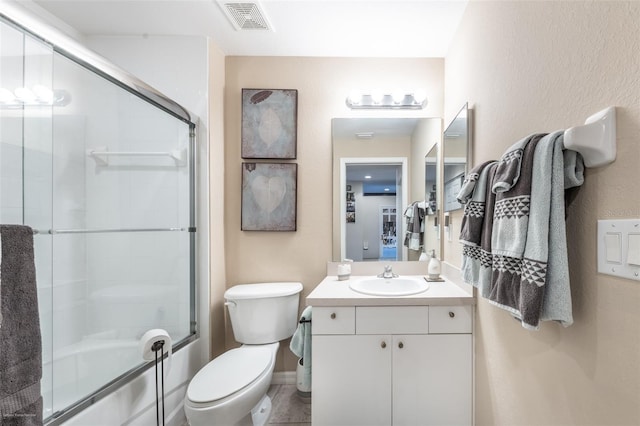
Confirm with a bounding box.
[88,147,187,166]
[563,106,616,167]
[33,227,188,235]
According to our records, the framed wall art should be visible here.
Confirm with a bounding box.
[346,190,355,222]
[242,88,298,159]
[241,162,297,231]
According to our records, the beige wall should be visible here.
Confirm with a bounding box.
[208,41,227,359]
[445,1,640,425]
[224,57,444,370]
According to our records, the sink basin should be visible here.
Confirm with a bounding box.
[349,277,429,296]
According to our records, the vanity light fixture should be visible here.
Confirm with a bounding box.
[0,85,71,108]
[346,90,428,109]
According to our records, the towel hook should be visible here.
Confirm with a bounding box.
[563,106,616,167]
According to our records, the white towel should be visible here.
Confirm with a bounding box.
[539,141,584,326]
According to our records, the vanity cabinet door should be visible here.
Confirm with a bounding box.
[312,334,392,426]
[392,334,472,426]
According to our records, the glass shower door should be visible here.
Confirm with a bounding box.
[1,14,196,422]
[44,52,194,416]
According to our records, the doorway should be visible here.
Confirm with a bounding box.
[340,158,407,261]
[379,205,398,260]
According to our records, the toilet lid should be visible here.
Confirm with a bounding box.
[187,346,272,404]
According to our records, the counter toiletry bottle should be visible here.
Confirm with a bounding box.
[337,259,353,281]
[427,250,442,281]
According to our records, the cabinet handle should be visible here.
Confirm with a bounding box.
[398,342,404,349]
[330,312,336,319]
[449,311,455,318]
[380,341,387,349]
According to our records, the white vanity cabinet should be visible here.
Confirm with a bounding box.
[312,305,473,426]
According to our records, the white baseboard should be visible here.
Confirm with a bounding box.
[271,371,296,385]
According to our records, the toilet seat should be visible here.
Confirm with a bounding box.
[187,345,272,404]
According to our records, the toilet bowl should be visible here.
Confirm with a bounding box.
[184,343,278,426]
[184,282,302,426]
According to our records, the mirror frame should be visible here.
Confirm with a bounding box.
[443,102,471,213]
[424,143,441,259]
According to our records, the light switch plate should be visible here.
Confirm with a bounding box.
[597,219,640,281]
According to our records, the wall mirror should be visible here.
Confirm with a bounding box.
[443,103,470,212]
[424,144,440,259]
[332,117,441,262]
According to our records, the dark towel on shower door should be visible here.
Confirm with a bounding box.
[0,225,43,426]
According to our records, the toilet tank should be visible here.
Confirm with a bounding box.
[224,282,303,344]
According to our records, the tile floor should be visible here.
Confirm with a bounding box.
[267,384,311,426]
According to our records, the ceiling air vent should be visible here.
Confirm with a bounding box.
[218,2,274,31]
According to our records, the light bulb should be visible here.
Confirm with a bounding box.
[33,85,54,103]
[413,90,427,104]
[0,88,15,103]
[371,90,383,104]
[348,90,361,105]
[14,87,36,103]
[392,90,405,104]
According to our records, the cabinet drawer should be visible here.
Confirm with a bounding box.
[356,306,429,334]
[312,307,355,335]
[429,305,472,334]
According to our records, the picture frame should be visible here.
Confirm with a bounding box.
[346,191,356,222]
[242,88,298,159]
[241,162,297,231]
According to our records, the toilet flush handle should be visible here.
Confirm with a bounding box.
[224,301,237,309]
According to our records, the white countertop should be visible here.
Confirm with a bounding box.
[306,275,475,307]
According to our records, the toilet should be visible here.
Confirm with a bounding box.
[184,282,303,426]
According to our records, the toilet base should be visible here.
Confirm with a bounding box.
[251,394,272,425]
[233,395,272,426]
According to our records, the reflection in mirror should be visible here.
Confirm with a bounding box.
[443,103,470,212]
[332,117,441,262]
[342,160,406,262]
[424,144,440,259]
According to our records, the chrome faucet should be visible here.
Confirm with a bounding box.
[377,264,399,279]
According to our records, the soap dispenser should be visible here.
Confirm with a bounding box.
[427,250,443,281]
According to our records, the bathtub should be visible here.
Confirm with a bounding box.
[43,336,141,419]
